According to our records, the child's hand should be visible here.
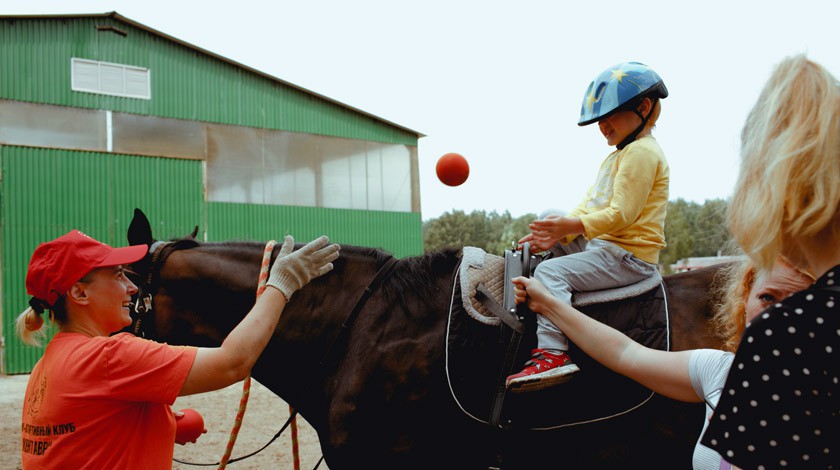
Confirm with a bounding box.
[517,232,535,248]
[524,217,561,252]
[517,226,556,252]
[526,215,583,252]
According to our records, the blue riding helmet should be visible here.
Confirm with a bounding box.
[578,62,668,126]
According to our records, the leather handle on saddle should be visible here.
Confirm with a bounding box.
[521,242,531,278]
[475,282,525,334]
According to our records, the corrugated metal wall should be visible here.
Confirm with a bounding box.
[207,202,422,258]
[0,16,418,146]
[1,145,204,374]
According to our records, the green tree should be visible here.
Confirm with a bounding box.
[492,213,537,255]
[692,199,731,256]
[660,199,695,272]
[660,198,733,273]
[422,210,537,255]
[422,210,473,252]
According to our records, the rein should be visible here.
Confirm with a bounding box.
[320,256,398,366]
[217,240,277,469]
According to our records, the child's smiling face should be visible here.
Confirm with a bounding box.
[597,109,642,147]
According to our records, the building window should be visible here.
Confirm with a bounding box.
[71,58,151,100]
[0,99,417,213]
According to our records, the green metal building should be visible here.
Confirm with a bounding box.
[0,12,424,374]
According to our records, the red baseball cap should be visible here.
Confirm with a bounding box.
[26,230,148,307]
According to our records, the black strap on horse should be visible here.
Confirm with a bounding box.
[473,244,535,425]
[320,256,399,367]
[474,243,537,470]
[131,240,169,338]
[475,284,525,335]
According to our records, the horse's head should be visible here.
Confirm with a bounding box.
[122,208,203,340]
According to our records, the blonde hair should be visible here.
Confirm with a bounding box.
[711,257,753,352]
[728,54,840,273]
[15,307,54,347]
[17,264,102,346]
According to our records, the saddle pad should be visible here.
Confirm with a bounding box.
[446,267,669,430]
[460,246,504,326]
[573,269,663,306]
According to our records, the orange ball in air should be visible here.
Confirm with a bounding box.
[175,408,206,445]
[436,153,470,187]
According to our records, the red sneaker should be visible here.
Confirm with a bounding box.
[506,349,580,393]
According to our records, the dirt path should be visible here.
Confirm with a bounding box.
[2,374,328,469]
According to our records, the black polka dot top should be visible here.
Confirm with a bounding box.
[702,264,839,468]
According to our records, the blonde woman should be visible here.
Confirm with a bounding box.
[702,55,840,468]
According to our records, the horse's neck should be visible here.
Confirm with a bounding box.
[250,248,392,419]
[664,264,728,351]
[254,248,458,399]
[152,243,266,340]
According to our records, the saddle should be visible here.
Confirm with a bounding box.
[446,244,668,430]
[460,245,663,330]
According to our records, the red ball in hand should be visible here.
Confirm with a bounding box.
[436,153,470,187]
[175,408,206,445]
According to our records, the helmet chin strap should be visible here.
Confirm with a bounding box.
[617,98,656,150]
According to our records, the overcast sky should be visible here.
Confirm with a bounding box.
[7,1,840,221]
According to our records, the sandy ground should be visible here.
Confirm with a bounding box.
[2,374,328,469]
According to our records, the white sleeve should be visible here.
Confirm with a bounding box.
[688,348,735,406]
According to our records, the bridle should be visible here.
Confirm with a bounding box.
[131,240,166,338]
[130,239,195,339]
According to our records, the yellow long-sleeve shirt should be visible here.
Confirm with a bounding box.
[566,135,669,264]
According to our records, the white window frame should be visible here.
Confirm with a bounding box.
[71,57,151,100]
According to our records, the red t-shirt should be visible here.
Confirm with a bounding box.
[21,332,197,469]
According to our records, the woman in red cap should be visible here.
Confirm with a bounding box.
[16,230,339,469]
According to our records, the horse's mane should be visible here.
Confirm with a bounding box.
[385,248,461,298]
[167,237,201,249]
[298,242,460,298]
[169,237,461,299]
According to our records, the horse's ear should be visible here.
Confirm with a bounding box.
[189,225,199,239]
[128,208,154,246]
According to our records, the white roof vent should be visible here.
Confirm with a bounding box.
[71,57,151,100]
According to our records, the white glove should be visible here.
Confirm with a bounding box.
[266,235,340,301]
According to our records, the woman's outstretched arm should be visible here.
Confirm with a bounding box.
[512,276,702,403]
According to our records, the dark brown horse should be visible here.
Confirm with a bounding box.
[125,209,727,469]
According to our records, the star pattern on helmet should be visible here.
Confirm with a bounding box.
[585,90,598,110]
[611,68,628,82]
